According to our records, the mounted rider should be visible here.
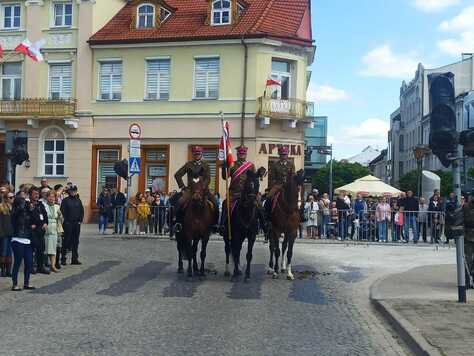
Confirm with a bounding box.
[265,145,295,218]
[222,145,256,203]
[173,145,219,231]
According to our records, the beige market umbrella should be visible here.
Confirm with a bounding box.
[334,175,402,198]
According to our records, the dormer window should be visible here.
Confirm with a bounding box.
[212,0,231,26]
[137,4,155,28]
[160,7,171,22]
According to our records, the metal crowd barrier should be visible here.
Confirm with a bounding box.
[299,208,447,243]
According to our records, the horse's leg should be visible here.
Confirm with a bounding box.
[177,234,184,273]
[192,238,199,276]
[224,235,231,277]
[200,236,209,277]
[185,238,193,279]
[286,233,296,281]
[267,230,275,274]
[245,233,256,282]
[230,234,242,282]
[281,235,288,272]
[273,233,281,279]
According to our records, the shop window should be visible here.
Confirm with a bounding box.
[96,149,119,199]
[143,147,169,193]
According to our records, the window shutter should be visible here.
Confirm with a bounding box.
[49,63,72,99]
[147,59,170,100]
[195,58,219,98]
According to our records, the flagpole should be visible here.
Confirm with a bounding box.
[220,111,232,241]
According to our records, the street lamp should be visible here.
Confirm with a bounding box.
[413,145,430,197]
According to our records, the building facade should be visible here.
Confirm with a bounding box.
[1,0,315,221]
[390,57,474,186]
[304,115,327,176]
[369,149,388,183]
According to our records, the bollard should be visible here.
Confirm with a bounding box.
[455,235,467,303]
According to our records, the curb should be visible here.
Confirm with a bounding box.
[369,278,443,356]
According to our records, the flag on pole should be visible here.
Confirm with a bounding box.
[0,44,3,58]
[266,77,281,87]
[218,121,234,167]
[15,38,44,62]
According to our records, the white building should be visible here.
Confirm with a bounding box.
[390,56,474,186]
[345,146,380,166]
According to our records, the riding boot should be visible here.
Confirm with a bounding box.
[174,207,184,233]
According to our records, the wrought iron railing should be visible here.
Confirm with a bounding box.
[0,98,76,117]
[257,96,314,120]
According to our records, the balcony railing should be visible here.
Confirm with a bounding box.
[257,96,314,121]
[0,98,76,117]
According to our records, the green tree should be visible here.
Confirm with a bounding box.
[311,160,370,194]
[399,170,453,197]
[468,168,474,179]
[399,170,418,193]
[433,170,453,197]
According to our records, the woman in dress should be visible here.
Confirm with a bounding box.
[304,194,319,239]
[45,190,62,272]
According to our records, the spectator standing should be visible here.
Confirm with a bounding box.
[418,197,429,243]
[111,187,126,234]
[336,192,350,240]
[353,194,367,240]
[330,201,338,239]
[60,186,84,265]
[444,192,458,244]
[137,196,150,235]
[0,191,14,277]
[126,196,138,235]
[402,191,419,243]
[429,195,442,244]
[394,206,404,242]
[10,195,35,291]
[304,194,319,239]
[391,201,399,241]
[375,197,391,242]
[44,190,62,272]
[29,187,49,274]
[40,178,52,190]
[320,193,331,238]
[54,184,64,205]
[145,189,154,233]
[151,194,161,234]
[97,187,112,235]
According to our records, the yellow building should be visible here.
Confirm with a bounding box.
[1,0,315,221]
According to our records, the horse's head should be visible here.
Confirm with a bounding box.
[189,167,205,205]
[242,170,260,203]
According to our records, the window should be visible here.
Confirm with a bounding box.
[194,57,219,99]
[0,62,21,100]
[271,59,292,100]
[142,147,169,193]
[137,4,154,28]
[96,149,120,199]
[212,0,231,25]
[237,3,245,16]
[42,128,65,176]
[160,7,171,22]
[99,61,122,101]
[53,2,72,27]
[146,59,170,100]
[2,4,21,29]
[49,63,71,99]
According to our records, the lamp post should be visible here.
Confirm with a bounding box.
[413,145,430,197]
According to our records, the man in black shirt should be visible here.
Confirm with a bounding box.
[29,186,49,274]
[403,191,419,243]
[60,186,84,265]
[111,187,126,234]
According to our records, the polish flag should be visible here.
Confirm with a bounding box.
[15,38,44,62]
[218,121,234,167]
[0,44,3,58]
[266,77,281,86]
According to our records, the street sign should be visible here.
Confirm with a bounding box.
[129,139,141,158]
[129,157,141,174]
[129,123,142,139]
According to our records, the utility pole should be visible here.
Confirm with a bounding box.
[329,145,333,201]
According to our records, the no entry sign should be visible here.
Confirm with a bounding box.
[129,123,142,139]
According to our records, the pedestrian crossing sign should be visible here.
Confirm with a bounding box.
[129,157,141,174]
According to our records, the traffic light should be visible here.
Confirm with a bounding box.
[459,129,474,157]
[113,159,128,180]
[428,72,458,167]
[6,130,29,166]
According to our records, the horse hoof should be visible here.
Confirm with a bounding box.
[287,274,295,281]
[224,271,231,277]
[272,273,279,279]
[177,268,184,274]
[266,268,274,275]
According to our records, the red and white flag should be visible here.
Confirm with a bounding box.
[15,38,44,62]
[266,77,281,87]
[218,121,234,167]
[0,44,3,58]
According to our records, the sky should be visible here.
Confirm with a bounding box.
[308,0,474,159]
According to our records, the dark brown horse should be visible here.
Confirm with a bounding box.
[176,168,214,278]
[268,169,304,280]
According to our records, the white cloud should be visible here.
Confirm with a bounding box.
[307,83,349,102]
[413,0,460,12]
[438,6,474,55]
[342,118,389,144]
[360,45,420,79]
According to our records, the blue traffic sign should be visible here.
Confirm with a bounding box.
[129,157,141,174]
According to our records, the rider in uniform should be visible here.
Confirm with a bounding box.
[174,146,219,231]
[265,145,295,219]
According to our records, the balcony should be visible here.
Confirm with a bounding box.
[0,98,76,118]
[257,96,314,123]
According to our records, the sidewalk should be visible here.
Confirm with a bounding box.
[371,264,474,356]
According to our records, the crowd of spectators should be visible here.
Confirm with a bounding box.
[0,179,84,291]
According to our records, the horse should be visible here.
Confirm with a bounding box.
[267,169,304,280]
[223,167,266,282]
[175,167,214,278]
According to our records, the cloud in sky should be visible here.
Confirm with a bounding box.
[307,83,349,102]
[413,0,460,12]
[341,118,389,145]
[360,45,419,79]
[438,6,474,56]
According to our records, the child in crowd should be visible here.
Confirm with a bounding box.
[330,201,338,239]
[137,196,150,235]
[394,206,404,242]
[126,196,138,235]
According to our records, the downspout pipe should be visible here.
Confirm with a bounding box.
[241,36,248,146]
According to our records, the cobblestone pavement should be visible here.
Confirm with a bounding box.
[0,234,410,356]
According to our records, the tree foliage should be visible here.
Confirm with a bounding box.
[311,160,370,194]
[399,170,453,197]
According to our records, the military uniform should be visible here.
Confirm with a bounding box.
[174,160,211,190]
[222,159,256,202]
[463,199,474,288]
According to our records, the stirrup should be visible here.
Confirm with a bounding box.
[174,223,182,233]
